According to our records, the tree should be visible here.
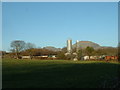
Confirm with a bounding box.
[22,42,36,59]
[57,47,67,60]
[25,43,36,50]
[85,46,94,59]
[11,40,25,59]
[77,49,83,60]
[0,51,6,58]
[57,51,66,60]
[61,47,67,53]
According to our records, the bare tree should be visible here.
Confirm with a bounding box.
[25,42,36,59]
[25,43,36,50]
[11,40,25,59]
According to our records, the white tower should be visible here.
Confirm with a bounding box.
[76,40,79,53]
[67,39,72,53]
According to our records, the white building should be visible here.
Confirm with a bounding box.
[83,56,90,60]
[22,56,31,59]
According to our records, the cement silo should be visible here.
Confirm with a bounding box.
[76,40,79,53]
[67,39,72,53]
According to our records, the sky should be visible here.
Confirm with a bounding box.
[2,2,118,51]
[0,2,2,51]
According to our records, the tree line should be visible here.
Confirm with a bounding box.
[57,46,118,60]
[1,40,119,61]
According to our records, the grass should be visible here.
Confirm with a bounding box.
[2,58,120,88]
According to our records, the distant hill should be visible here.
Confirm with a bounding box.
[72,41,101,49]
[100,46,117,49]
[72,41,117,50]
[43,41,116,51]
[43,46,61,51]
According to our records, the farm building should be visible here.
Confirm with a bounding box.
[22,56,31,59]
[21,55,57,60]
[82,55,118,60]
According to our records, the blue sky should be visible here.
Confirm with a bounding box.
[2,2,118,51]
[0,2,2,51]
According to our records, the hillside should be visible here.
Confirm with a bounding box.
[43,41,116,51]
[73,41,101,49]
[43,46,61,51]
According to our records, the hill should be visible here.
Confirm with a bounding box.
[43,41,116,51]
[73,41,101,49]
[43,46,61,51]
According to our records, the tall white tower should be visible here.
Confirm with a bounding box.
[76,40,79,53]
[67,39,72,53]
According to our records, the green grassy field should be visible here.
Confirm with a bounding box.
[2,59,120,88]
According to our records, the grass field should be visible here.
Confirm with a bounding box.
[2,59,120,88]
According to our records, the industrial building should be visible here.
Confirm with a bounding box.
[65,39,79,61]
[67,39,72,54]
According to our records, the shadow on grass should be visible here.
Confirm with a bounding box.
[2,60,120,88]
